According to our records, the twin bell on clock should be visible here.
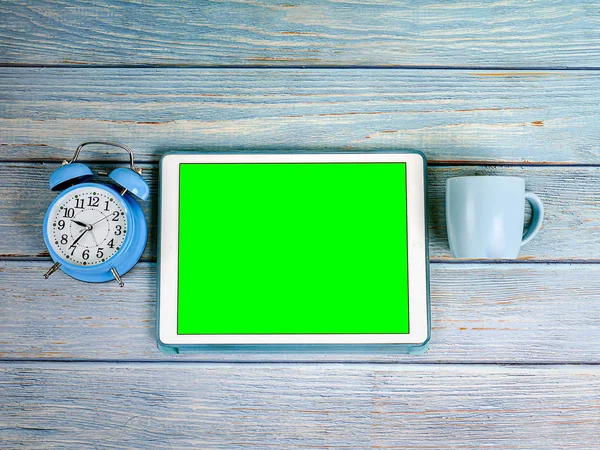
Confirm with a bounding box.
[42,142,149,287]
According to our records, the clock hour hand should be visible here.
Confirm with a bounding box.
[71,219,92,230]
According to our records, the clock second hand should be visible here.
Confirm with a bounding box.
[89,229,99,247]
[72,211,115,248]
[91,212,112,227]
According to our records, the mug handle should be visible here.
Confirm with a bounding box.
[521,192,544,246]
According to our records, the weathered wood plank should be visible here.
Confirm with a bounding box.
[0,163,159,260]
[1,0,599,68]
[427,166,600,261]
[2,163,598,261]
[2,68,599,164]
[1,261,598,362]
[1,363,599,448]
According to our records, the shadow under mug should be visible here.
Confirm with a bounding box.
[446,176,544,259]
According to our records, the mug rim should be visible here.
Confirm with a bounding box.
[446,176,525,183]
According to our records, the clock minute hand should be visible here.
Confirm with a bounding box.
[70,228,89,248]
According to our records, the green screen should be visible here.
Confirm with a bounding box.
[178,163,409,334]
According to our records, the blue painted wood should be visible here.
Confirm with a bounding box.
[1,261,599,363]
[1,363,599,448]
[1,68,599,163]
[2,1,599,444]
[1,0,599,67]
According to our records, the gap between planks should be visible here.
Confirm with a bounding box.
[3,257,600,265]
[3,158,600,167]
[1,360,599,366]
[1,64,600,71]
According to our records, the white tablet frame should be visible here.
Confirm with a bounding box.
[158,153,428,346]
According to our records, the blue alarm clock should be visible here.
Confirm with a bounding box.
[42,141,149,287]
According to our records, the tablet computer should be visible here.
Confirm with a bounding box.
[157,153,430,353]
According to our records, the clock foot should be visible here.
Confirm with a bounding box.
[43,262,61,279]
[111,267,125,287]
[44,263,60,280]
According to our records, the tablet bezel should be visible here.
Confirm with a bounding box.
[158,153,428,346]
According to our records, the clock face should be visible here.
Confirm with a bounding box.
[47,186,128,266]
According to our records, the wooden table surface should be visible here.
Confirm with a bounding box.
[1,1,599,448]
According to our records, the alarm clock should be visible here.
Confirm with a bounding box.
[42,141,149,287]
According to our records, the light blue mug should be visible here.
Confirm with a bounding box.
[446,176,544,259]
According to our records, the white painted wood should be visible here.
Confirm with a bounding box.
[2,69,599,163]
[1,0,599,67]
[1,163,598,261]
[1,261,598,363]
[1,363,599,448]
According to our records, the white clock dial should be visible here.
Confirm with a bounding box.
[48,187,128,266]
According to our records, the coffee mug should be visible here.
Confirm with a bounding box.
[446,176,544,258]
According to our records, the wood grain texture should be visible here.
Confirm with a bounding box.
[1,261,599,363]
[1,363,599,448]
[427,165,600,261]
[3,2,600,444]
[2,162,599,261]
[0,163,159,260]
[1,0,600,68]
[2,68,600,164]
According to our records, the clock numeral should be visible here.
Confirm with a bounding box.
[57,220,65,230]
[104,201,110,211]
[114,225,122,235]
[63,208,75,218]
[96,248,104,259]
[82,249,90,260]
[111,211,120,221]
[70,245,76,256]
[107,239,115,249]
[75,198,85,209]
[60,234,68,244]
[88,196,99,207]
